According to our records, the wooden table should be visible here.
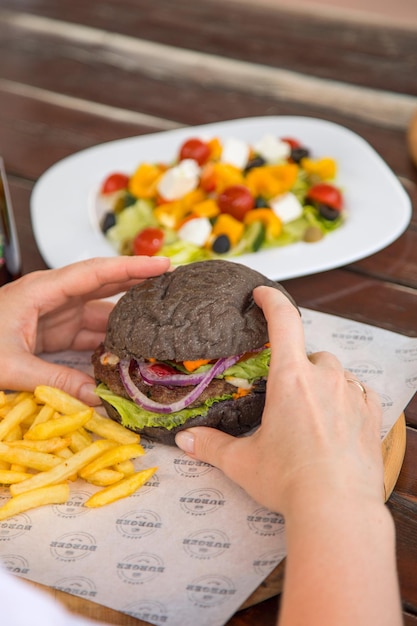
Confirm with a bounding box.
[1,1,417,624]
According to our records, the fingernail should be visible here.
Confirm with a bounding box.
[175,430,195,453]
[79,383,100,406]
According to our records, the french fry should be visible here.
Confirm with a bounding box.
[69,428,93,453]
[0,442,62,472]
[84,469,124,486]
[34,386,140,444]
[10,439,117,496]
[56,447,73,459]
[85,467,157,508]
[24,409,93,441]
[4,425,23,442]
[114,459,135,476]
[0,386,154,519]
[79,443,145,479]
[0,484,70,521]
[10,464,26,473]
[34,385,85,413]
[0,470,32,484]
[25,404,55,431]
[8,437,72,453]
[85,412,140,444]
[0,398,37,441]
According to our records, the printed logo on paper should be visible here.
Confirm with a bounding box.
[395,346,417,362]
[344,360,384,382]
[379,393,394,412]
[301,313,313,327]
[173,453,213,478]
[124,599,169,624]
[0,513,32,540]
[183,528,231,559]
[52,490,91,518]
[406,372,417,389]
[117,552,165,585]
[180,488,226,516]
[0,553,30,575]
[54,576,97,598]
[253,549,286,577]
[247,507,285,536]
[116,509,162,539]
[186,574,236,607]
[139,438,156,452]
[50,531,97,562]
[332,325,373,350]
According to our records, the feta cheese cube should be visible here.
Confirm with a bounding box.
[177,217,212,246]
[270,192,303,223]
[157,159,200,200]
[221,138,250,169]
[254,134,291,163]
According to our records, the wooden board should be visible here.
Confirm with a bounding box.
[241,412,407,609]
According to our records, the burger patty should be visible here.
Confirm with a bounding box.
[92,344,266,408]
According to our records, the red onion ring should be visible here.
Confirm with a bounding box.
[119,354,241,414]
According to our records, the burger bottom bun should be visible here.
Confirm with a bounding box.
[100,391,266,446]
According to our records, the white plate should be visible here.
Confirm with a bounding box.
[31,116,411,280]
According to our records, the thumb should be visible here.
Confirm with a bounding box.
[175,427,244,483]
[6,354,99,406]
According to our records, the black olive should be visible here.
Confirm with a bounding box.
[212,234,231,254]
[101,211,116,233]
[254,196,269,208]
[317,203,340,221]
[290,147,310,163]
[244,156,266,172]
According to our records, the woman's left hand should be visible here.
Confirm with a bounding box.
[0,255,170,404]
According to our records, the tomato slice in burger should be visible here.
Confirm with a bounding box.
[132,227,164,256]
[149,363,178,377]
[306,183,343,211]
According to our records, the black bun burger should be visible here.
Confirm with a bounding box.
[92,260,298,445]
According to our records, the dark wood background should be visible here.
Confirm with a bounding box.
[1,1,417,623]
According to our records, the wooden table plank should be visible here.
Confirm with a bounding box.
[284,270,417,336]
[0,8,415,135]
[1,0,416,96]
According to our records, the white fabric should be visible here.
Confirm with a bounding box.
[0,566,109,626]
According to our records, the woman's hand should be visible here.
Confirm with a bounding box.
[0,255,170,405]
[176,285,384,516]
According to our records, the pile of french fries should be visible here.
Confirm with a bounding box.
[0,386,157,520]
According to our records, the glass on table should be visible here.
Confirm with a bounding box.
[0,157,22,285]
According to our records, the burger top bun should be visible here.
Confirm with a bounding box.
[105,260,297,361]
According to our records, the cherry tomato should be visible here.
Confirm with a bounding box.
[132,227,164,256]
[306,183,343,211]
[179,138,211,165]
[217,185,255,221]
[281,137,301,149]
[101,173,129,194]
